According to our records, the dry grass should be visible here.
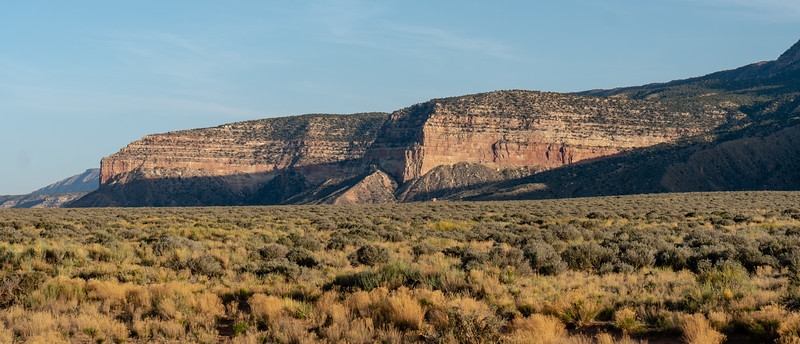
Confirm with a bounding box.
[681,313,726,344]
[378,287,425,330]
[0,192,799,342]
[614,307,640,333]
[779,313,800,344]
[506,314,567,344]
[249,293,284,326]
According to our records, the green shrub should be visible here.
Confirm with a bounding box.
[247,258,301,279]
[258,243,288,260]
[524,242,567,275]
[489,246,532,275]
[561,242,614,271]
[151,235,202,256]
[185,255,224,277]
[286,248,319,268]
[351,244,390,266]
[412,242,439,257]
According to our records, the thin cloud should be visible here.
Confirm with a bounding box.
[104,30,288,82]
[386,25,515,60]
[311,0,516,60]
[695,0,800,21]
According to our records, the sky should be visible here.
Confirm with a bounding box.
[1,0,799,195]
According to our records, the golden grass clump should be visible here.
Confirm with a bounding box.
[7,308,60,340]
[192,291,226,328]
[131,318,186,341]
[594,332,647,344]
[121,286,152,321]
[506,314,567,344]
[614,307,640,333]
[24,330,68,344]
[547,288,605,327]
[378,287,425,330]
[249,293,285,326]
[314,291,349,326]
[268,317,318,344]
[86,278,130,312]
[31,276,86,312]
[148,281,201,320]
[447,294,495,323]
[66,310,128,343]
[778,313,800,344]
[0,322,12,344]
[315,291,376,343]
[706,311,729,331]
[681,313,726,344]
[346,288,388,319]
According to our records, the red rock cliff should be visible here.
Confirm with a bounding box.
[366,90,733,182]
[100,113,389,185]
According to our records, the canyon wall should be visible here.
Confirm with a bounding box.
[82,90,737,206]
[366,90,732,182]
[100,113,389,186]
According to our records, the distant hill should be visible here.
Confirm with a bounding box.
[31,168,99,195]
[71,38,800,207]
[1,169,99,208]
[0,192,90,208]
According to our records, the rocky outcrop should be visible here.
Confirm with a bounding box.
[82,90,732,207]
[73,39,800,207]
[100,113,388,186]
[454,118,800,202]
[77,90,736,207]
[397,162,536,202]
[366,90,733,182]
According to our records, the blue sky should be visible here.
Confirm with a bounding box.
[1,0,799,195]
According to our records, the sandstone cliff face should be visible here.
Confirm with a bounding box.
[367,90,733,182]
[84,90,737,207]
[100,113,388,186]
[73,39,800,207]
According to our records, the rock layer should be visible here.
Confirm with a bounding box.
[366,90,732,182]
[100,113,388,187]
[79,90,737,207]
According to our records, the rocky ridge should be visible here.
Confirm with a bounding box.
[31,168,99,195]
[71,39,800,207]
[366,90,733,183]
[73,91,734,207]
[2,169,100,208]
[101,113,388,187]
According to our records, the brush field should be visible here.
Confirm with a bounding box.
[2,192,800,343]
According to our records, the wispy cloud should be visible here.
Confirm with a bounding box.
[310,0,516,60]
[104,30,288,84]
[378,24,515,60]
[1,81,258,120]
[694,0,800,21]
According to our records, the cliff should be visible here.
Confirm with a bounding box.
[76,90,731,207]
[455,115,800,202]
[71,39,800,207]
[366,90,734,182]
[100,113,388,186]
